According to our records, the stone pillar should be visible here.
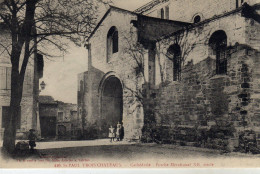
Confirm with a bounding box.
[144,49,149,84]
[36,103,41,138]
[85,43,93,125]
[32,25,41,138]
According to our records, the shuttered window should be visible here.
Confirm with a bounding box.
[0,66,11,90]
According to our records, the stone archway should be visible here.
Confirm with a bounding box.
[100,76,123,137]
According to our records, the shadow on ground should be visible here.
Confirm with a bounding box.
[1,147,41,160]
[37,143,258,161]
[1,143,260,163]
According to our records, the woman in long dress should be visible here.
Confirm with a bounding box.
[116,122,121,141]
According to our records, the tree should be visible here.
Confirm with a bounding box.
[0,0,107,153]
[122,31,164,142]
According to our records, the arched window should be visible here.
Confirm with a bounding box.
[209,30,227,75]
[167,44,181,81]
[107,26,118,62]
[193,15,201,23]
[165,6,169,19]
[161,8,164,19]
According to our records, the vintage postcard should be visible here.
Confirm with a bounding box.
[0,0,260,169]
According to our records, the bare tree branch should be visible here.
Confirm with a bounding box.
[3,0,13,13]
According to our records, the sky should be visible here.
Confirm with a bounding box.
[40,0,151,104]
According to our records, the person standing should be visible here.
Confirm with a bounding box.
[116,122,122,141]
[120,125,124,141]
[108,126,115,142]
[28,129,37,153]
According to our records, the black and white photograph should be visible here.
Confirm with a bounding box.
[0,0,260,169]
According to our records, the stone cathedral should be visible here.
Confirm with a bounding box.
[78,0,260,150]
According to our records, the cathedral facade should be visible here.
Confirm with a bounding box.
[78,0,260,149]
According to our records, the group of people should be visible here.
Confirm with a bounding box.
[108,122,124,142]
[27,122,125,150]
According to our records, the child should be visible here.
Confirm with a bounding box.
[28,129,37,152]
[108,126,115,142]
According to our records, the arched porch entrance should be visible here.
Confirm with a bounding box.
[100,76,123,137]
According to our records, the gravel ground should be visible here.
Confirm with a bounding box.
[1,140,260,168]
[37,143,260,167]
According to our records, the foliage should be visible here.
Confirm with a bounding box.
[82,122,99,140]
[210,89,229,118]
[207,123,235,139]
[234,130,260,154]
[157,26,211,69]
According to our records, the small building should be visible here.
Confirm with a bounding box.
[39,96,58,139]
[57,101,79,140]
[39,95,79,140]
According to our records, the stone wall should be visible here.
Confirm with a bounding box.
[0,73,35,140]
[152,44,259,149]
[0,96,34,139]
[245,14,260,50]
[148,9,260,149]
[155,45,257,124]
[236,6,260,141]
[249,48,260,138]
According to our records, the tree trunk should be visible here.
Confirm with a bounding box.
[2,105,20,153]
[3,45,24,153]
[3,68,23,153]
